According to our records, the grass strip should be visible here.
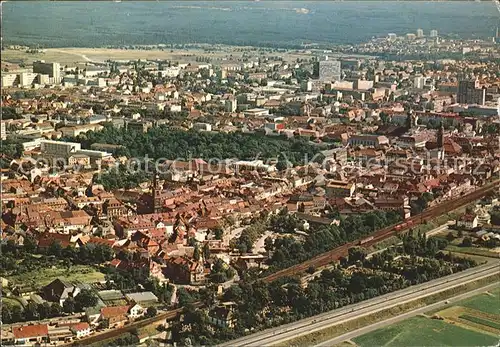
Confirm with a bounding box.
[459,315,500,330]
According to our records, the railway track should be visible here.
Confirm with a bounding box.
[262,179,499,283]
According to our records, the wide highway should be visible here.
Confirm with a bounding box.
[220,262,499,347]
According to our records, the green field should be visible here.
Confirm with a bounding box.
[490,287,500,296]
[456,291,500,316]
[445,244,499,259]
[353,316,498,347]
[459,314,500,330]
[8,265,105,287]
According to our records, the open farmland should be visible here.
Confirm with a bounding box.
[354,287,500,347]
[455,289,500,315]
[352,315,498,347]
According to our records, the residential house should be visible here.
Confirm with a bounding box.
[70,322,92,339]
[48,326,73,343]
[325,180,355,198]
[99,306,129,328]
[456,213,479,230]
[164,257,207,284]
[348,135,389,148]
[207,302,237,329]
[41,278,81,306]
[128,303,145,319]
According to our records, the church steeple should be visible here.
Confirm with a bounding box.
[151,168,161,213]
[406,108,415,130]
[437,122,444,149]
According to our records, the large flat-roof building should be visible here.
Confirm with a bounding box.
[314,57,341,82]
[457,79,486,105]
[19,72,39,87]
[40,140,81,157]
[1,73,19,87]
[33,60,61,83]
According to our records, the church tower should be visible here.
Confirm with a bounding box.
[151,168,162,213]
[437,123,444,149]
[436,122,445,160]
[406,109,416,130]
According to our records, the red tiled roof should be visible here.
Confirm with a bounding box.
[70,322,90,332]
[100,305,129,319]
[109,259,122,267]
[13,324,49,339]
[460,214,477,222]
[88,237,115,247]
[37,232,72,248]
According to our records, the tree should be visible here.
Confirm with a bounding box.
[25,301,40,320]
[379,112,390,124]
[348,247,367,264]
[38,302,51,320]
[202,242,211,260]
[145,306,157,318]
[2,305,13,323]
[264,237,274,252]
[50,303,62,317]
[461,237,473,247]
[100,319,110,329]
[48,241,63,257]
[24,236,38,253]
[491,211,500,226]
[193,245,201,262]
[11,305,23,323]
[446,232,455,242]
[63,297,76,313]
[75,289,99,310]
[214,227,224,240]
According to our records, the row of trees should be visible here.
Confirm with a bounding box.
[43,241,115,265]
[1,237,114,266]
[2,302,62,324]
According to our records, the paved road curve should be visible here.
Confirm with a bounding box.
[220,262,499,347]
